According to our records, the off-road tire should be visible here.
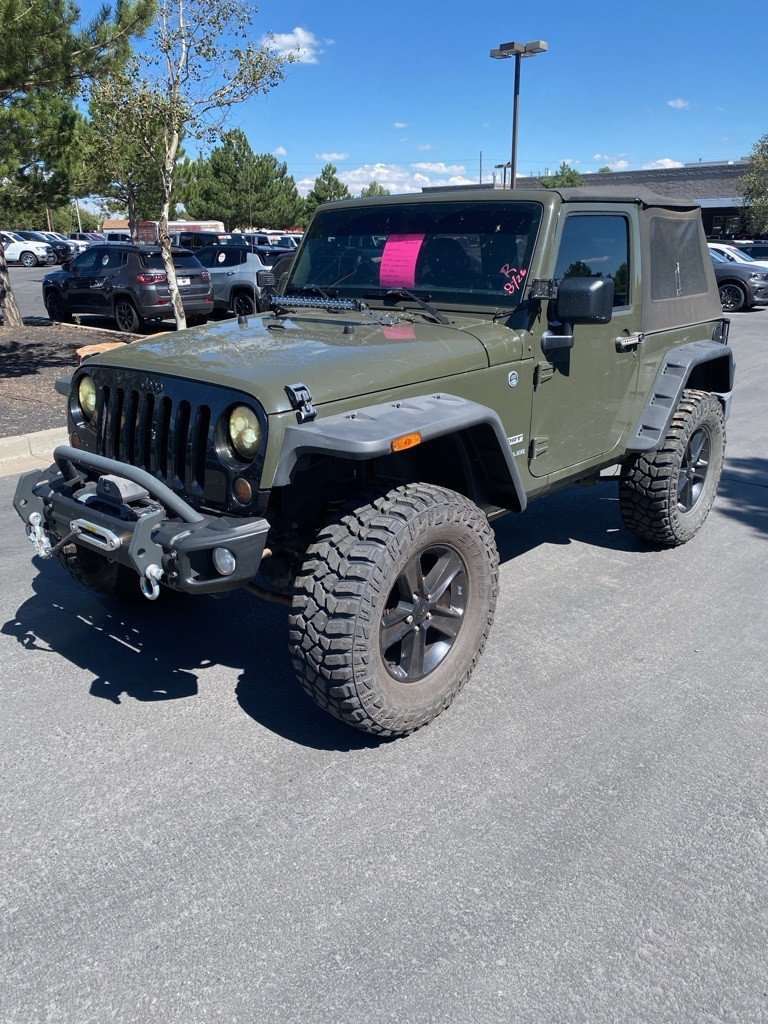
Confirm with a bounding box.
[56,544,143,602]
[619,389,725,546]
[289,483,499,737]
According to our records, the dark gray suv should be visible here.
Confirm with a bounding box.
[42,244,213,331]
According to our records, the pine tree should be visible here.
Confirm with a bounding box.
[304,163,351,221]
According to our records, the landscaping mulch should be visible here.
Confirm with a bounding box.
[0,320,134,438]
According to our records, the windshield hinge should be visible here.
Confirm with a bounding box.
[534,362,555,389]
[285,382,317,423]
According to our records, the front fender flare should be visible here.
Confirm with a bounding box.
[273,392,527,512]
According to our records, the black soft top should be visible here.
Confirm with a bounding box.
[554,186,699,210]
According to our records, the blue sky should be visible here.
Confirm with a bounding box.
[89,0,767,195]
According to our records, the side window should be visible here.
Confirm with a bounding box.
[554,214,630,307]
[650,217,708,299]
[72,249,100,272]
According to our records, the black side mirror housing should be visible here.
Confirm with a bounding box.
[556,276,615,324]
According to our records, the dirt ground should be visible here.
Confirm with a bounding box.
[0,321,133,437]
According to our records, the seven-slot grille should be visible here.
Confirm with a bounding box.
[97,384,211,497]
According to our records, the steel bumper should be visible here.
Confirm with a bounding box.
[13,445,270,596]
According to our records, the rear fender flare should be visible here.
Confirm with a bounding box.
[627,340,734,452]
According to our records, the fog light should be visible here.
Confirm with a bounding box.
[232,476,253,504]
[213,547,236,576]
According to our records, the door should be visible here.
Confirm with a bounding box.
[529,210,641,477]
[88,246,126,314]
[60,248,101,310]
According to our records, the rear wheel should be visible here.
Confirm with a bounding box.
[619,389,725,547]
[289,483,499,736]
[20,250,38,268]
[114,297,142,332]
[232,291,256,316]
[718,282,747,313]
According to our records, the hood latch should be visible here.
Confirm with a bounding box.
[285,382,317,423]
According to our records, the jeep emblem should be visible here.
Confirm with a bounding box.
[508,371,518,388]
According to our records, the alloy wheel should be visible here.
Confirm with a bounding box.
[677,426,711,513]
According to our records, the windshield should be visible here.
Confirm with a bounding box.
[710,250,727,263]
[287,200,543,308]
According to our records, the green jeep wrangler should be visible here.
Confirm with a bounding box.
[13,188,734,737]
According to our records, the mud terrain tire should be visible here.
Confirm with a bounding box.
[289,484,499,737]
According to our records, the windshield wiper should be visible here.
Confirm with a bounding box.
[365,288,453,326]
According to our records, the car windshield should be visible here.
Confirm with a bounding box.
[139,252,202,270]
[287,200,543,308]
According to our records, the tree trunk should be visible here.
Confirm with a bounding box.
[128,193,139,242]
[0,246,23,328]
[159,134,186,330]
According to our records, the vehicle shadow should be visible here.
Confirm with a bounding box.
[493,477,645,561]
[1,565,379,752]
[717,456,768,538]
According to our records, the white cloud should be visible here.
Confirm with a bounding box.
[668,98,689,109]
[641,157,684,169]
[273,146,287,157]
[325,162,478,197]
[316,151,348,161]
[416,143,432,151]
[593,152,629,171]
[393,122,407,129]
[411,161,466,175]
[261,27,329,64]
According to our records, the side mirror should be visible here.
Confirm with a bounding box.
[555,276,614,324]
[541,277,615,356]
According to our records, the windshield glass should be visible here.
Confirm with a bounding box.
[288,200,543,308]
[710,250,727,263]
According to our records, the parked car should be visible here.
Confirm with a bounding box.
[710,250,768,311]
[104,231,131,243]
[195,245,276,316]
[67,232,103,247]
[42,243,213,331]
[15,230,77,263]
[0,230,56,267]
[734,241,768,261]
[708,242,768,272]
[169,230,234,249]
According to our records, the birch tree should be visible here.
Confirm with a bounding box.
[91,0,291,329]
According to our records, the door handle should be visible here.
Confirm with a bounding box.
[226,271,236,276]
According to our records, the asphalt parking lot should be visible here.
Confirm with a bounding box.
[1,313,767,1023]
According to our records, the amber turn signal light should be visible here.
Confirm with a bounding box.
[391,432,422,453]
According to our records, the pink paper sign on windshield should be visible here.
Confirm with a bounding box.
[379,233,425,289]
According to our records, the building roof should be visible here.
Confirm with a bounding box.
[529,161,747,203]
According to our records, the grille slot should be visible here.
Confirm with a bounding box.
[96,388,210,500]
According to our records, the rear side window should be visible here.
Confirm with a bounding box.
[554,214,630,307]
[140,252,202,270]
[650,217,708,299]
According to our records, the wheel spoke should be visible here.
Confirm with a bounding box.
[424,550,464,603]
[397,557,423,601]
[399,627,425,679]
[429,608,462,639]
[689,430,705,465]
[381,604,414,650]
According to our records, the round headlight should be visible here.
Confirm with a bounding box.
[228,405,261,460]
[78,375,97,419]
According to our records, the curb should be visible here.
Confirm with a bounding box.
[0,426,67,476]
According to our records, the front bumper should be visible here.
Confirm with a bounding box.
[13,446,270,597]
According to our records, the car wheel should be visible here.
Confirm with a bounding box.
[232,292,256,317]
[44,290,71,323]
[114,297,142,332]
[289,483,499,736]
[20,250,39,268]
[619,389,725,547]
[718,282,746,313]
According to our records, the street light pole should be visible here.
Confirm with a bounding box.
[490,39,548,189]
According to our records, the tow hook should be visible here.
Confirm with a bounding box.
[27,512,52,558]
[140,563,164,601]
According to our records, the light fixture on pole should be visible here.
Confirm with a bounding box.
[489,39,548,189]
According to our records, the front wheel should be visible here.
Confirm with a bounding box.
[289,484,499,737]
[20,250,39,268]
[44,290,71,323]
[719,282,746,313]
[619,389,725,547]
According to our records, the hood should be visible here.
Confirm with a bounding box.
[90,313,490,414]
